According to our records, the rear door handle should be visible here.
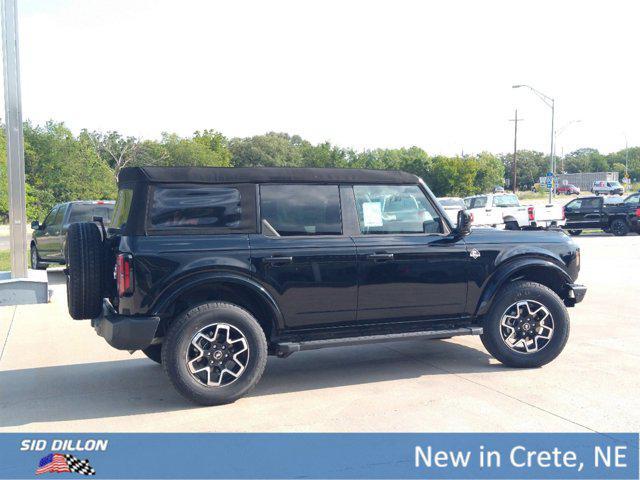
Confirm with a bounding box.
[367,253,394,261]
[262,256,293,265]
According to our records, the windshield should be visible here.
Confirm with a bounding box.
[492,194,520,207]
[608,182,622,187]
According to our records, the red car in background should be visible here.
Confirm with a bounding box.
[556,184,580,195]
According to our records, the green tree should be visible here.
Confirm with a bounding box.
[473,152,505,193]
[23,121,116,220]
[500,150,547,189]
[230,132,303,167]
[83,130,141,178]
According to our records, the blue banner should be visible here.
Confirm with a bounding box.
[1,433,637,479]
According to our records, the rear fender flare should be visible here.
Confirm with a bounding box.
[151,273,285,330]
[475,256,572,316]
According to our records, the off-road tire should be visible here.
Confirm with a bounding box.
[162,302,268,406]
[66,222,105,320]
[480,281,570,368]
[30,243,47,270]
[567,230,582,236]
[610,219,629,237]
[142,344,163,364]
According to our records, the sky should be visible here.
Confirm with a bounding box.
[3,0,639,156]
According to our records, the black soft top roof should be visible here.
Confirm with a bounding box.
[118,166,419,185]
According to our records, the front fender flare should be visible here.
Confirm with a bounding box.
[150,272,285,330]
[475,256,572,316]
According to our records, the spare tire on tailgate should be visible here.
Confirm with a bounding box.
[66,222,105,319]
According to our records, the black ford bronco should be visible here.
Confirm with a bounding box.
[66,167,586,405]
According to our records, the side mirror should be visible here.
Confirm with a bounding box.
[30,220,40,230]
[455,210,472,236]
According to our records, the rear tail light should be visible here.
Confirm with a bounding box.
[636,208,640,218]
[469,212,474,223]
[116,253,134,297]
[527,206,535,221]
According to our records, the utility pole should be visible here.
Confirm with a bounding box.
[509,109,523,192]
[2,0,28,278]
[512,85,555,204]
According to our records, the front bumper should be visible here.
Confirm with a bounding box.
[92,299,160,350]
[565,283,587,306]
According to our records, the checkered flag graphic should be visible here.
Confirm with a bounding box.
[64,454,96,476]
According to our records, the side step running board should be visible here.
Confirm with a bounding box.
[275,326,482,357]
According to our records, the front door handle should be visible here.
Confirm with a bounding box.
[262,256,293,265]
[367,253,394,262]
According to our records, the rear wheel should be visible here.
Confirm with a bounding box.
[162,302,268,405]
[610,219,629,237]
[66,222,105,319]
[567,229,582,236]
[481,281,570,368]
[30,244,47,270]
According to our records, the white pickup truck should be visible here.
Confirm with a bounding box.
[464,193,565,230]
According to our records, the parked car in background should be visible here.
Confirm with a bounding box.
[563,193,640,236]
[464,193,565,230]
[463,194,505,228]
[437,197,466,226]
[592,180,623,196]
[30,200,115,269]
[556,184,580,195]
[493,186,505,193]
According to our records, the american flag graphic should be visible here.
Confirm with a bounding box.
[36,453,96,476]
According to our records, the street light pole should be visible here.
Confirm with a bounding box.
[512,84,555,204]
[2,0,28,278]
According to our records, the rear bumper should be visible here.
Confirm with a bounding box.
[529,220,566,229]
[92,299,160,350]
[565,283,587,306]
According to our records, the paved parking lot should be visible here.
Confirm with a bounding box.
[0,233,638,433]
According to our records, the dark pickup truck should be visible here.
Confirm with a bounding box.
[30,200,115,269]
[65,167,586,405]
[563,193,640,236]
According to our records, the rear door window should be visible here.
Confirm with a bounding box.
[149,185,246,231]
[260,185,342,236]
[466,197,487,209]
[581,198,600,209]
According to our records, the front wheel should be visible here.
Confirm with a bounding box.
[162,302,268,405]
[30,244,47,270]
[480,281,570,368]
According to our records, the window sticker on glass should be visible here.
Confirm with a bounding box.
[362,202,383,227]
